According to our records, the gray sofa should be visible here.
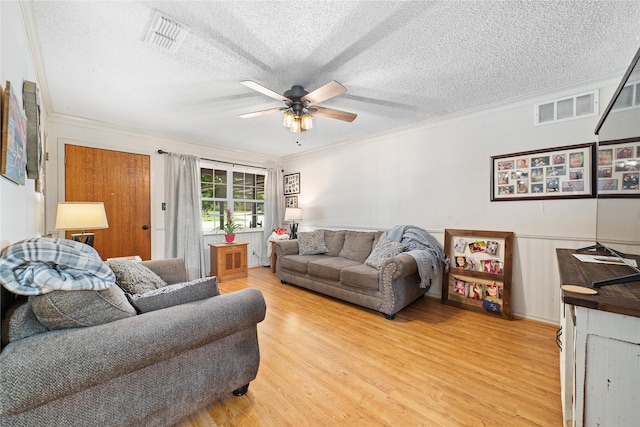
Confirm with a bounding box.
[0,258,266,427]
[274,230,442,319]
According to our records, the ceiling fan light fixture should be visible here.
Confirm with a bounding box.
[282,109,295,128]
[301,112,313,130]
[289,118,301,133]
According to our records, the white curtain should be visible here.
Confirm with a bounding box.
[164,153,206,279]
[262,168,285,265]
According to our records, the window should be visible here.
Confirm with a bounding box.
[201,165,265,232]
[534,90,599,126]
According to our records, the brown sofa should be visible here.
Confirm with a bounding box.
[274,230,443,319]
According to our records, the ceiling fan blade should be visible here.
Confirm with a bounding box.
[240,80,291,103]
[239,107,286,118]
[311,106,357,122]
[301,81,347,105]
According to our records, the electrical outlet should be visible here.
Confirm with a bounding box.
[252,249,256,256]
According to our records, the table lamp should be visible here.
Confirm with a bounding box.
[55,202,109,247]
[284,208,302,239]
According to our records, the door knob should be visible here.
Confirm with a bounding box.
[142,225,149,230]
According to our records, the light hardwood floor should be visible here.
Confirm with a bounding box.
[179,267,562,427]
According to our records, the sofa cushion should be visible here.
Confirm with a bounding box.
[107,259,167,294]
[29,285,137,330]
[338,231,376,263]
[323,230,346,256]
[308,257,362,281]
[281,254,326,274]
[297,230,328,255]
[127,277,219,313]
[365,234,408,269]
[1,300,49,345]
[340,264,380,291]
[140,258,188,285]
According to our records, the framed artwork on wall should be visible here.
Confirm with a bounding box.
[1,81,28,185]
[491,142,596,201]
[596,137,640,198]
[284,172,300,195]
[285,196,298,208]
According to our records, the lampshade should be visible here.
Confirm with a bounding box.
[289,118,301,133]
[301,112,313,130]
[55,202,109,231]
[282,109,295,128]
[284,208,302,222]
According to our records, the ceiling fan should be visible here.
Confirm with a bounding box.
[239,80,357,132]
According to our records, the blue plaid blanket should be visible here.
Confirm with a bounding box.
[0,237,115,295]
[384,225,450,288]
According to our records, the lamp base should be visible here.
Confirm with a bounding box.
[71,233,95,247]
[289,223,298,240]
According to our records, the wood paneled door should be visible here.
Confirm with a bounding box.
[64,144,151,260]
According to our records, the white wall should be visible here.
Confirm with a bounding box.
[0,1,45,250]
[45,116,280,271]
[281,78,631,324]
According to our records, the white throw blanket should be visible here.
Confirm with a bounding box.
[384,225,449,288]
[0,237,115,295]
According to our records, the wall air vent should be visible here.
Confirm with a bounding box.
[534,90,599,126]
[144,10,190,52]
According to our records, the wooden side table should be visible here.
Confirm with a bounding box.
[209,242,248,282]
[270,241,276,273]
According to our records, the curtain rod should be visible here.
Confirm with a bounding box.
[157,149,275,171]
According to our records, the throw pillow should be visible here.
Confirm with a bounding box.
[297,230,328,255]
[29,285,137,330]
[107,259,167,294]
[365,235,408,269]
[1,300,49,345]
[127,277,219,313]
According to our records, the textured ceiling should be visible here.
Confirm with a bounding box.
[26,1,640,157]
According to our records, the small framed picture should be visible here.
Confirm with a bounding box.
[285,196,298,208]
[284,172,300,195]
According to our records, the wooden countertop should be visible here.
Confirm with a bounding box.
[556,248,640,318]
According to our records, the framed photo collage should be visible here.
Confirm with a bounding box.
[443,229,514,320]
[491,143,595,201]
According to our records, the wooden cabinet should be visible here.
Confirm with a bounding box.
[556,249,640,426]
[209,242,248,282]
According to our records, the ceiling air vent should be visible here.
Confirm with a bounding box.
[144,10,189,52]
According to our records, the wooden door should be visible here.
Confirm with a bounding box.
[64,144,151,260]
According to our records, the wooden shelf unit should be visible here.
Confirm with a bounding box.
[209,242,248,282]
[442,229,514,320]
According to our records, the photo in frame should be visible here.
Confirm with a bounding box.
[284,172,300,195]
[597,138,640,198]
[285,195,298,208]
[1,81,28,185]
[491,142,596,201]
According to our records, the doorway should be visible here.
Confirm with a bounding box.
[64,144,151,260]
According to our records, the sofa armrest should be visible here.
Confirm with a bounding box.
[0,288,266,416]
[273,239,299,257]
[380,253,418,279]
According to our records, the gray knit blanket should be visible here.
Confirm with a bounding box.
[384,225,449,288]
[0,237,115,295]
